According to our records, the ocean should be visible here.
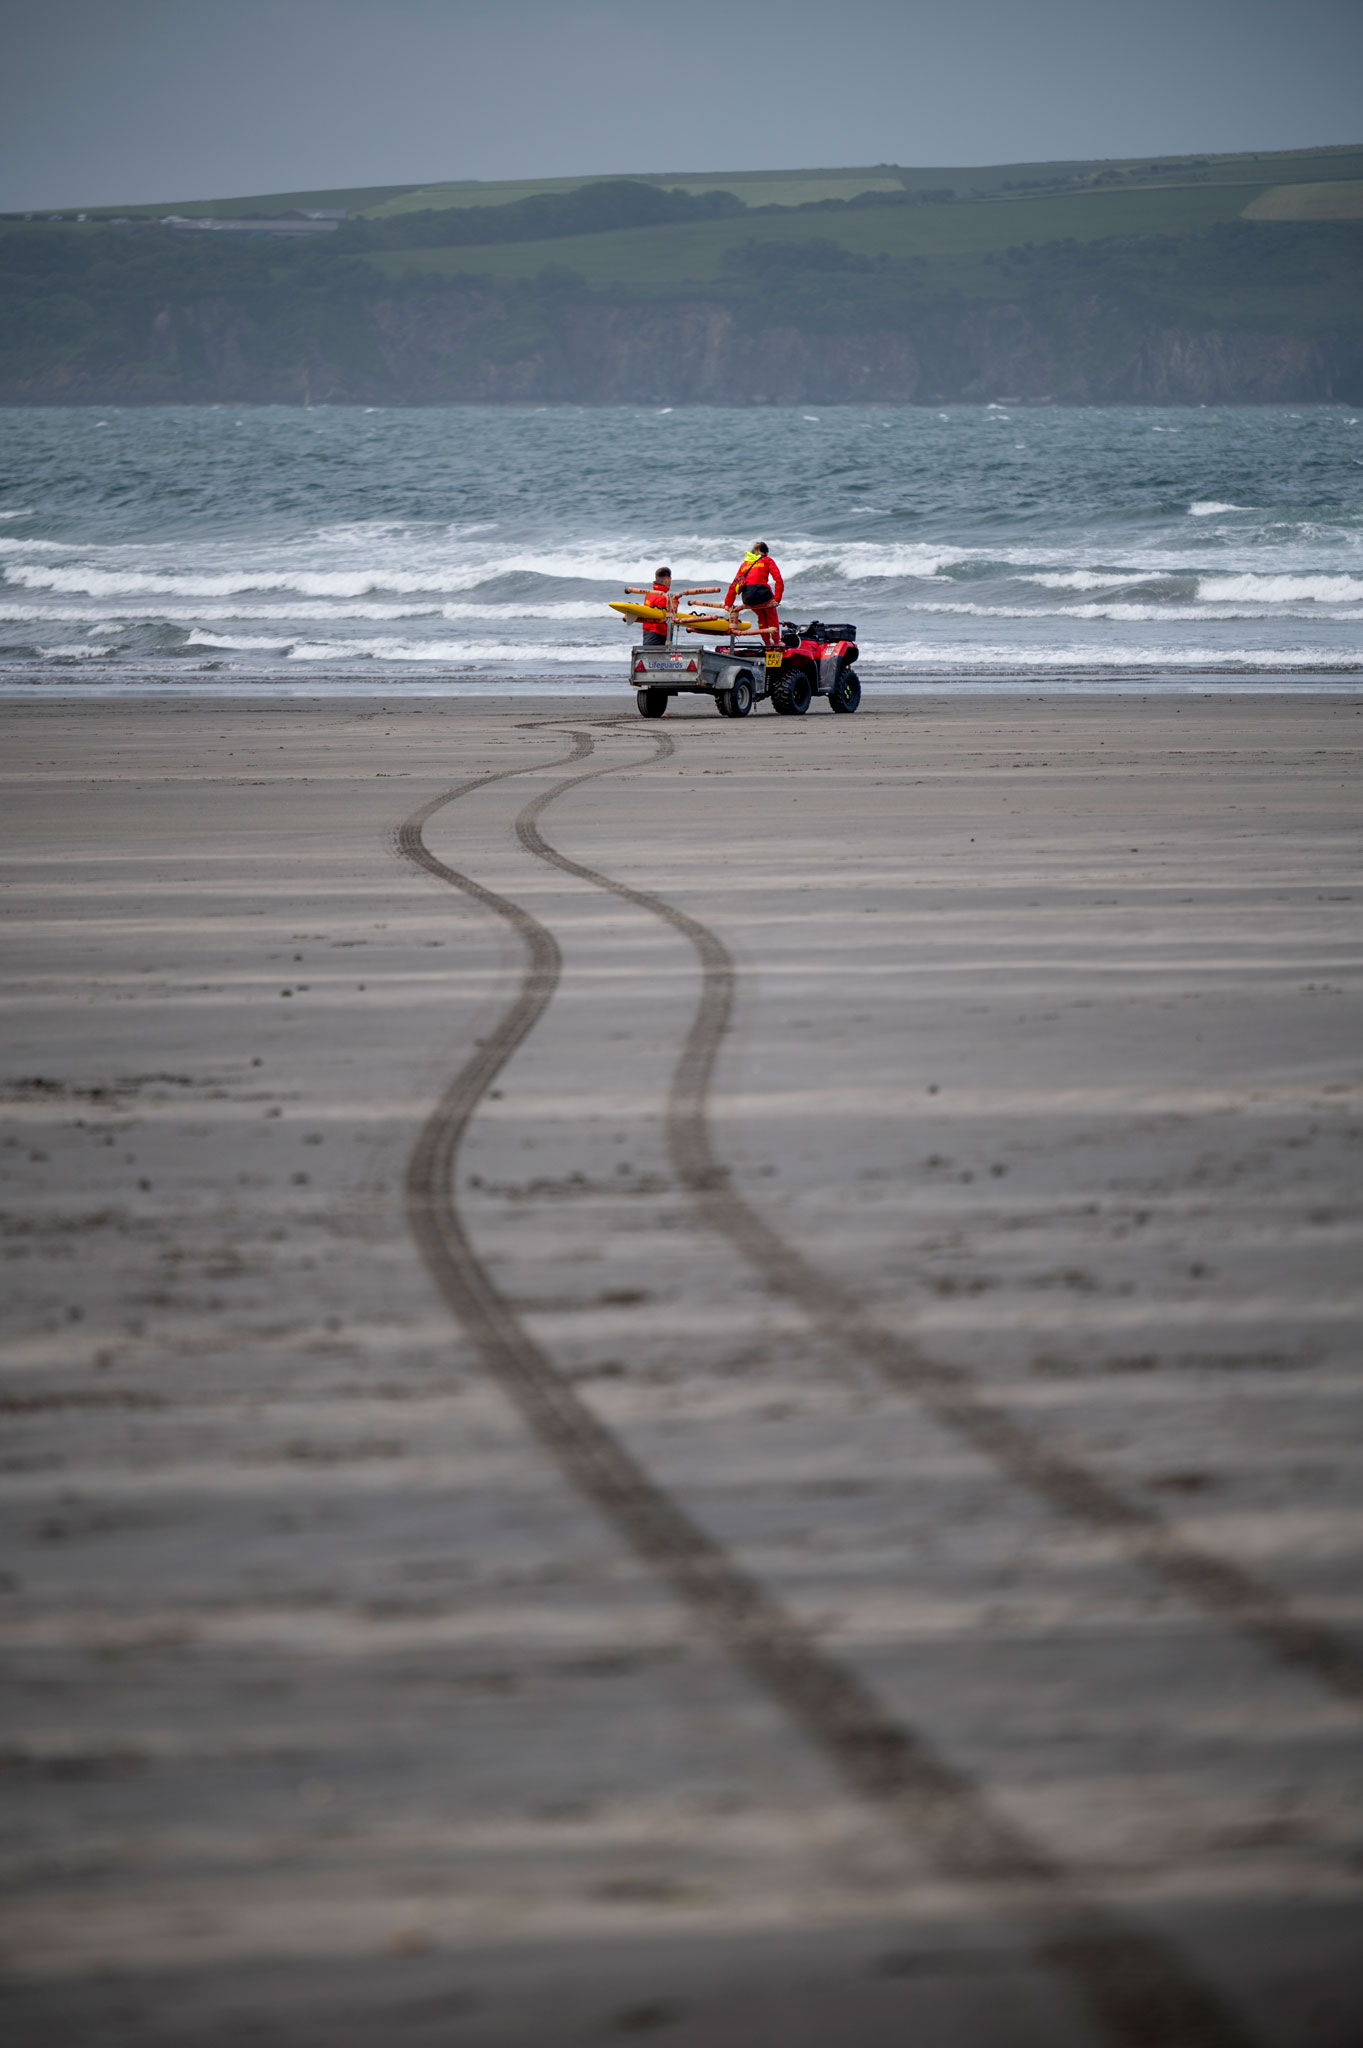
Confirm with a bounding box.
[1,403,1360,693]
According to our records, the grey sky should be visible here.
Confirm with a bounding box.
[2,0,1360,211]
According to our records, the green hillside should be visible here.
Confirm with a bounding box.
[73,183,428,221]
[48,139,1363,222]
[362,179,1298,289]
[361,169,908,217]
[3,143,1361,406]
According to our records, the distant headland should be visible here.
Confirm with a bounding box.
[2,146,1360,405]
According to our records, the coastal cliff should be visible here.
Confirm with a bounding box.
[5,281,1359,406]
[363,290,1360,406]
[5,163,1361,407]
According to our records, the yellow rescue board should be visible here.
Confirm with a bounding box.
[612,600,743,637]
[610,600,669,625]
[686,615,771,637]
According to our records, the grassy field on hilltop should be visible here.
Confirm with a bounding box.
[362,169,907,216]
[1244,179,1363,220]
[59,140,1363,221]
[350,143,1363,217]
[84,183,427,220]
[364,178,1287,288]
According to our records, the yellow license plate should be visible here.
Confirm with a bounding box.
[764,650,782,668]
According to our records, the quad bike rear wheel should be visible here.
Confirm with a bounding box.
[828,666,861,714]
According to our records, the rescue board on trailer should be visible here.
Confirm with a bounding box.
[612,600,738,636]
[610,600,669,625]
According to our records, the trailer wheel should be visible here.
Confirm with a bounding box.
[770,669,812,716]
[716,673,755,718]
[637,688,669,718]
[828,667,861,714]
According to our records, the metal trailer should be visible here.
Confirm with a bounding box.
[629,626,861,720]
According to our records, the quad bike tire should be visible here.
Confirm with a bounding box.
[769,667,812,716]
[637,687,669,718]
[828,666,862,714]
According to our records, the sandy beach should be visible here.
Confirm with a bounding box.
[2,688,1361,2047]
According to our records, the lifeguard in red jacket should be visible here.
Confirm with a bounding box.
[641,566,672,643]
[725,543,784,647]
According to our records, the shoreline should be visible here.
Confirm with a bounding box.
[2,672,1362,702]
[4,397,1361,409]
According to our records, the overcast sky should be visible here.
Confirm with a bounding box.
[2,0,1360,211]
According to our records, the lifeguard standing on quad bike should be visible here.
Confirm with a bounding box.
[725,543,784,648]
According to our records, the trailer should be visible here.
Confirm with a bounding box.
[629,620,861,719]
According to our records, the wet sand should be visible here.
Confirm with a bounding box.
[2,690,1361,2047]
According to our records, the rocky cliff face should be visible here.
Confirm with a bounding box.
[322,291,1363,406]
[5,285,1360,406]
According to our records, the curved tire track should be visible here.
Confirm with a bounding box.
[399,727,1257,2048]
[518,744,1363,1710]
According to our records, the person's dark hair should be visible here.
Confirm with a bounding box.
[751,542,768,556]
[655,566,671,579]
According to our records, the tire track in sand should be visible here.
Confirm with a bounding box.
[399,727,1257,2048]
[517,735,1363,1713]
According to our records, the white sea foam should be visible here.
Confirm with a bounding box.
[1026,570,1169,591]
[39,643,115,659]
[6,541,972,597]
[1,600,441,624]
[282,638,617,665]
[902,601,1324,623]
[782,543,961,580]
[865,640,1361,670]
[0,597,608,626]
[310,520,412,544]
[185,629,618,662]
[8,565,494,599]
[1189,501,1249,516]
[186,632,296,653]
[440,600,604,621]
[2,541,734,597]
[1197,573,1363,604]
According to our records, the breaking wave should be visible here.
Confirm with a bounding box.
[1196,573,1363,604]
[1025,570,1170,591]
[188,630,617,665]
[866,641,1361,671]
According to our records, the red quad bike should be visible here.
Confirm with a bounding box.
[631,618,861,718]
[766,620,862,717]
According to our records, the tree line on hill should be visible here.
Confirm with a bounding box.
[332,176,984,255]
[0,206,1359,405]
[337,181,745,251]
